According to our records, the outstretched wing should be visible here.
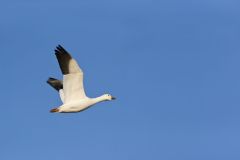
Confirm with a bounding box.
[55,45,87,103]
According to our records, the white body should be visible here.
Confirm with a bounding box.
[58,97,105,113]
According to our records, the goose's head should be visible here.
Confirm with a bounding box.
[102,94,116,101]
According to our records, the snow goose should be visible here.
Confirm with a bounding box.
[47,45,116,113]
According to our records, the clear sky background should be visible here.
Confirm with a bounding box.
[0,0,240,159]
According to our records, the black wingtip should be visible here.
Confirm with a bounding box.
[54,49,60,55]
[47,77,57,83]
[55,45,70,55]
[46,77,63,91]
[54,45,72,75]
[57,44,62,47]
[56,45,61,51]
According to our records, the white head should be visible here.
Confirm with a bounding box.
[102,94,116,101]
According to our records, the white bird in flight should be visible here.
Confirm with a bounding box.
[47,45,116,113]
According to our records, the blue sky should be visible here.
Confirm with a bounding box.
[0,0,240,159]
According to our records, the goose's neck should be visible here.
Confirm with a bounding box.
[92,96,106,103]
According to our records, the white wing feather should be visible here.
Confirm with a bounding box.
[55,45,87,104]
[59,89,65,103]
[63,73,86,103]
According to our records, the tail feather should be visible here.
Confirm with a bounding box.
[47,77,63,91]
[50,108,60,113]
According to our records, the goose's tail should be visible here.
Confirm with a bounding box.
[50,108,60,113]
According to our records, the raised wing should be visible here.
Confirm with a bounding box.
[55,45,87,103]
